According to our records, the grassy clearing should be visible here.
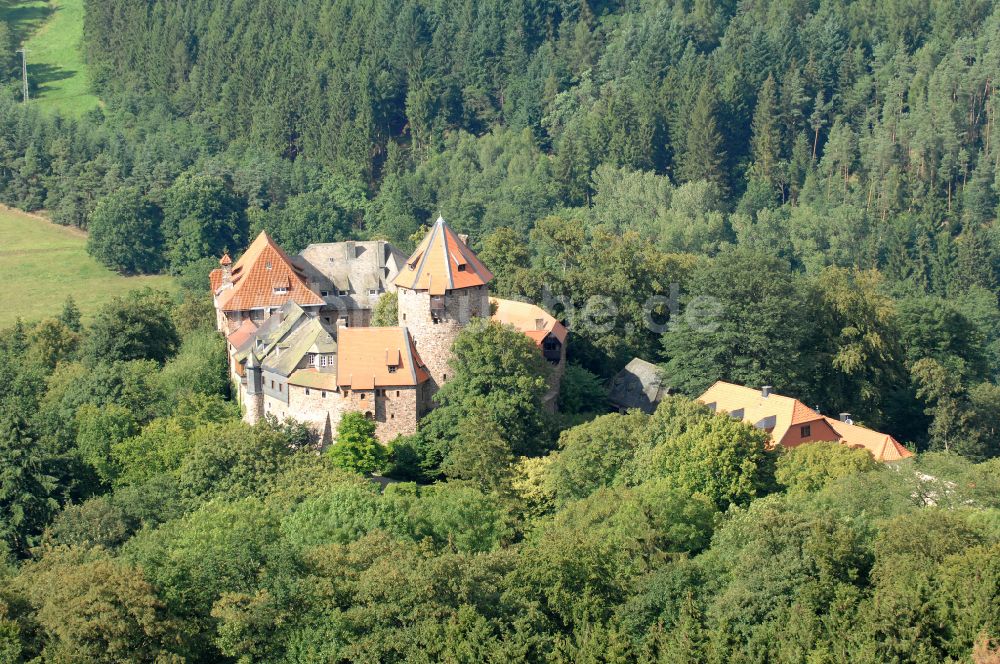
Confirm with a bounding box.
[0,206,174,327]
[2,0,100,116]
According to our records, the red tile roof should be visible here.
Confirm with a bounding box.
[822,416,913,462]
[209,268,223,293]
[697,381,912,462]
[336,327,430,389]
[226,319,258,349]
[214,231,324,312]
[490,297,568,345]
[393,217,493,295]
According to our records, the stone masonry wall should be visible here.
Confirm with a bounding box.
[343,385,421,442]
[397,285,489,394]
[287,384,347,445]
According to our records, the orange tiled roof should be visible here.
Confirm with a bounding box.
[226,319,258,349]
[491,297,568,345]
[209,268,223,293]
[393,217,493,295]
[823,416,913,461]
[336,327,429,389]
[215,231,324,312]
[697,381,910,462]
[698,381,815,443]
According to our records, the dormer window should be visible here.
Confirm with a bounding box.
[368,289,378,296]
[265,261,272,270]
[388,366,397,374]
[457,264,467,272]
[321,290,330,297]
[273,286,288,295]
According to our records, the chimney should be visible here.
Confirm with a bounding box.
[761,386,772,398]
[839,413,852,423]
[458,233,470,246]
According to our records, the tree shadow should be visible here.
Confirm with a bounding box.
[0,1,55,45]
[27,61,74,97]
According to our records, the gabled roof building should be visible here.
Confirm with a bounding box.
[215,219,568,442]
[697,381,913,462]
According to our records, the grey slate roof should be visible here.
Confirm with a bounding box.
[296,241,406,309]
[608,358,672,414]
[261,317,337,377]
[234,301,307,364]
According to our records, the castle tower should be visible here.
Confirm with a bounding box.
[393,216,494,393]
[243,348,264,424]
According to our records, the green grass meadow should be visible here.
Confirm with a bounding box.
[2,0,100,115]
[0,206,174,327]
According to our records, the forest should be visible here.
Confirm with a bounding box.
[0,0,999,661]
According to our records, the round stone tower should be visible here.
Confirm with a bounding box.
[394,216,494,393]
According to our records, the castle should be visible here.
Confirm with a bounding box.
[210,217,567,443]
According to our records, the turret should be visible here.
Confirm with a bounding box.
[242,349,264,424]
[393,216,493,391]
[220,252,233,287]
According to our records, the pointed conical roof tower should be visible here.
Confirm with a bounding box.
[394,217,493,393]
[393,216,493,294]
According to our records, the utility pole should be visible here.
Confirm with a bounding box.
[16,48,28,103]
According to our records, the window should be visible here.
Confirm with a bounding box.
[443,373,447,381]
[457,264,466,271]
[323,317,331,324]
[800,425,811,438]
[368,289,378,296]
[309,355,316,367]
[388,365,397,374]
[321,290,330,297]
[279,383,283,392]
[270,380,274,388]
[360,392,366,400]
[305,388,311,395]
[265,261,272,270]
[390,413,394,419]
[273,286,288,295]
[320,355,328,367]
[402,313,407,321]
[396,391,400,397]
[321,391,327,398]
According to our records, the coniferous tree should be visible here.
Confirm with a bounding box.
[750,73,782,185]
[675,81,725,190]
[0,413,57,555]
[60,297,83,333]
